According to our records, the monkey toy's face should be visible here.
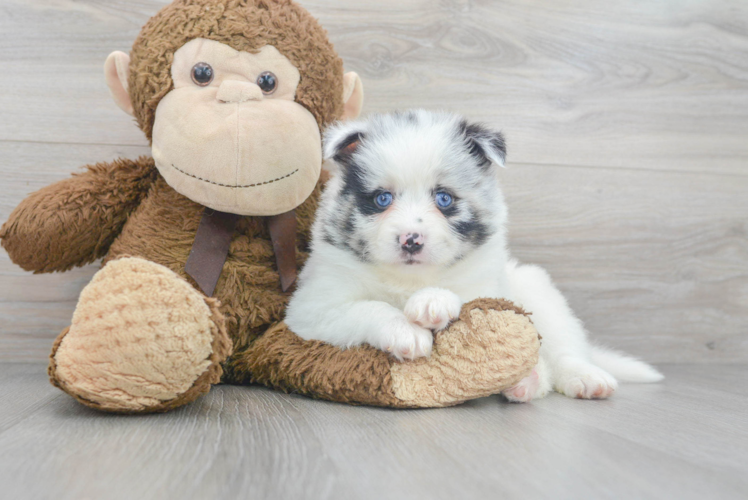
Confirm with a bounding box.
[152,39,321,216]
[105,35,363,217]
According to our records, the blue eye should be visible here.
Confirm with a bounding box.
[435,192,453,208]
[375,191,393,208]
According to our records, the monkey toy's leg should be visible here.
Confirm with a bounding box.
[50,256,539,411]
[229,298,540,408]
[49,257,232,413]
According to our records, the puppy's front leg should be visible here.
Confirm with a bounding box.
[349,301,437,361]
[288,297,433,361]
[404,287,462,331]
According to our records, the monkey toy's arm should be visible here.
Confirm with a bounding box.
[0,156,157,273]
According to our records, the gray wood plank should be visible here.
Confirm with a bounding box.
[0,0,163,148]
[0,363,60,434]
[281,364,748,500]
[0,0,747,174]
[0,363,745,500]
[531,364,748,472]
[500,163,748,363]
[316,0,748,175]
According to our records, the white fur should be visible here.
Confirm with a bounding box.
[286,110,663,400]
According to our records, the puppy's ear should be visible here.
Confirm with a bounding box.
[460,121,507,168]
[324,122,367,163]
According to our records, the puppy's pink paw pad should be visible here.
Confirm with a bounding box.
[503,368,539,403]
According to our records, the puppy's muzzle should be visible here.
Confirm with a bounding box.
[399,233,424,255]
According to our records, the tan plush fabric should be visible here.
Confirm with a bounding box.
[390,299,540,407]
[341,72,364,120]
[50,257,232,412]
[104,51,134,115]
[152,38,323,216]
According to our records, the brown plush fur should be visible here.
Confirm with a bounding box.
[459,298,532,327]
[129,0,344,142]
[234,321,402,407]
[0,157,157,273]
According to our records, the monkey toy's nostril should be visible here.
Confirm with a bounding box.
[400,233,424,254]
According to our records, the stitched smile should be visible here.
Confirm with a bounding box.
[170,163,299,188]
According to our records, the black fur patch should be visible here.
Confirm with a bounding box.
[451,212,490,247]
[327,133,387,262]
[324,197,374,263]
[337,212,370,263]
[458,120,506,168]
[332,131,364,162]
[340,161,386,217]
[322,229,336,247]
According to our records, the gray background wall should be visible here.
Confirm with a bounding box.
[1,0,746,363]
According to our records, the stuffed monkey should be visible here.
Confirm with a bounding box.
[0,0,539,413]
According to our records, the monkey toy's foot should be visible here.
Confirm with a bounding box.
[238,298,540,408]
[49,257,232,413]
[388,298,540,407]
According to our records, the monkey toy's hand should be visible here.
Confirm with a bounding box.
[0,157,155,273]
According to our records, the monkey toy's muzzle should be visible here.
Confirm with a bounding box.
[151,86,322,217]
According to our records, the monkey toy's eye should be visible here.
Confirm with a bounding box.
[191,62,214,86]
[435,192,453,208]
[374,191,393,209]
[257,71,278,95]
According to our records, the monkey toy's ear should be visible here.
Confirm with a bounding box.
[104,51,134,116]
[341,71,364,121]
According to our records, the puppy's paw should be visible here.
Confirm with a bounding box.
[502,368,540,403]
[555,361,618,399]
[378,316,434,361]
[404,288,462,331]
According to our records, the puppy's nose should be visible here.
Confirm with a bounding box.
[216,80,263,103]
[399,233,424,254]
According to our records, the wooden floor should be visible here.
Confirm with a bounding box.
[0,1,747,499]
[0,362,746,500]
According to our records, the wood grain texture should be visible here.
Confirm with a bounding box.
[0,362,746,500]
[315,0,748,175]
[0,0,747,363]
[501,164,748,362]
[2,0,748,172]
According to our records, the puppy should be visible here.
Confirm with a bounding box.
[285,110,663,401]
